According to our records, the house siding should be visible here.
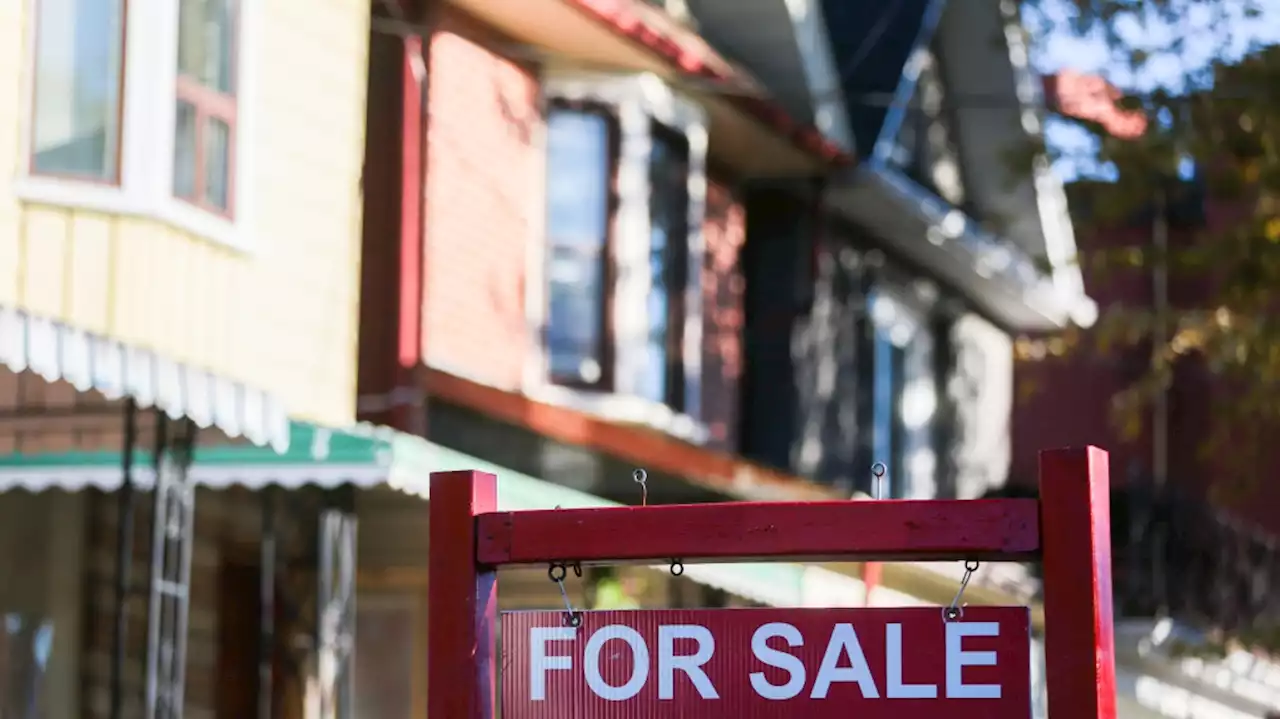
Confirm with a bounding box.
[0,0,371,429]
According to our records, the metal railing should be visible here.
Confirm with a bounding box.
[1112,476,1280,640]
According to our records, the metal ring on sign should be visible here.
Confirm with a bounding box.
[670,559,684,577]
[871,463,887,499]
[571,561,583,578]
[964,559,980,572]
[942,605,963,622]
[633,468,649,506]
[564,612,583,628]
[548,563,567,583]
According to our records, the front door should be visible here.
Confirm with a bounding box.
[215,561,260,719]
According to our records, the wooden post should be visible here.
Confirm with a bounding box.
[428,470,499,719]
[1039,446,1118,719]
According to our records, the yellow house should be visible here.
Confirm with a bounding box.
[0,0,372,717]
[0,0,369,448]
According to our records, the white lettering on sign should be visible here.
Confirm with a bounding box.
[749,621,1003,700]
[657,625,719,699]
[750,622,807,700]
[887,623,938,698]
[529,626,576,700]
[946,621,1002,699]
[811,623,879,699]
[586,625,649,701]
[528,620,1005,701]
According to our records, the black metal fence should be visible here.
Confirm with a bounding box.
[1112,477,1280,641]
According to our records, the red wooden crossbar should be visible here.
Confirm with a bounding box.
[476,499,1040,566]
[427,446,1118,719]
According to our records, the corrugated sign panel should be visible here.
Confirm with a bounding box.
[502,607,1032,718]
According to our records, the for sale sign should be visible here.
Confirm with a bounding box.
[502,607,1032,718]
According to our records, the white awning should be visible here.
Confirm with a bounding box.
[0,306,290,451]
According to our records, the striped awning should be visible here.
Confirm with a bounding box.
[0,420,871,609]
[0,306,291,450]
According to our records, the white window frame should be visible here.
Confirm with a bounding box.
[525,72,711,444]
[15,0,259,253]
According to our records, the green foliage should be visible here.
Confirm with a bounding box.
[1017,0,1280,488]
[1013,0,1280,655]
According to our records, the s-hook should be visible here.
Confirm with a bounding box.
[548,561,583,627]
[943,560,980,622]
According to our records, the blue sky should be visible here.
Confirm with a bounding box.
[1027,0,1280,179]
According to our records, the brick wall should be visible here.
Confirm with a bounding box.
[421,15,540,390]
[700,179,746,451]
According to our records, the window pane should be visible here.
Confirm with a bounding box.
[900,331,938,499]
[204,117,231,209]
[173,101,198,199]
[870,289,938,499]
[872,328,897,494]
[545,108,611,384]
[547,245,605,383]
[177,0,236,94]
[545,109,609,245]
[30,0,125,180]
[642,124,690,409]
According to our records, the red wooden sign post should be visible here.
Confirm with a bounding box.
[428,446,1117,718]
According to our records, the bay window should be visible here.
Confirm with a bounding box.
[537,74,707,433]
[19,0,249,249]
[174,0,238,215]
[30,0,126,181]
[643,123,691,411]
[544,103,616,388]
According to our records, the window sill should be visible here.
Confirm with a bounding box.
[527,384,711,446]
[12,176,251,254]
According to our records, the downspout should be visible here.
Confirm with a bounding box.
[394,1,430,436]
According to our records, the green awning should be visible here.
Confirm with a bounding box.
[0,421,393,491]
[0,420,813,606]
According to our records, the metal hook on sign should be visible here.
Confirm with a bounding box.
[548,562,583,627]
[943,560,980,622]
[669,559,684,577]
[871,463,887,500]
[633,468,648,506]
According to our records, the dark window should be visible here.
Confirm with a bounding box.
[868,290,939,498]
[644,123,690,410]
[544,104,616,388]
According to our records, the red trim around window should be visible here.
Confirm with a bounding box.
[174,0,240,219]
[27,0,129,186]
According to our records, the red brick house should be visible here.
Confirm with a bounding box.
[354,0,1093,611]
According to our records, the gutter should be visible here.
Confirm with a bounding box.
[566,0,854,166]
[857,163,1097,330]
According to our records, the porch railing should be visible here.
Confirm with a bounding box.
[1112,476,1280,643]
